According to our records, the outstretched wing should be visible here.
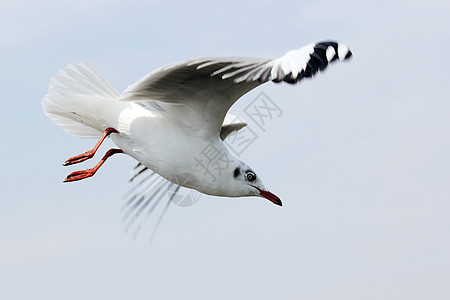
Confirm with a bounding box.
[119,41,352,137]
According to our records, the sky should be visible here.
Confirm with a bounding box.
[1,0,450,299]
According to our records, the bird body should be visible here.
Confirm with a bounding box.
[42,41,352,206]
[111,105,239,196]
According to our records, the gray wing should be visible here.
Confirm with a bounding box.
[119,41,352,137]
[220,114,247,140]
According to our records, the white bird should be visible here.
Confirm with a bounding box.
[42,40,352,209]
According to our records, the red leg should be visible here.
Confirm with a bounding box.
[63,127,119,166]
[64,149,123,182]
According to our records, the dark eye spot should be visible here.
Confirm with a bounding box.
[246,172,256,182]
[233,167,240,178]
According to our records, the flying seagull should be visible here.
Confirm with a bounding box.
[42,41,352,208]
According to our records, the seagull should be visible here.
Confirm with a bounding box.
[42,41,352,209]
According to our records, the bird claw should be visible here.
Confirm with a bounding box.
[63,151,95,166]
[63,148,123,183]
[62,127,120,166]
[64,169,95,182]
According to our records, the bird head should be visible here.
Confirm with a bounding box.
[226,162,282,206]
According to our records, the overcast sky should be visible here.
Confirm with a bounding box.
[1,0,450,299]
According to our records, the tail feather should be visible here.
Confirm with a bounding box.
[42,62,120,138]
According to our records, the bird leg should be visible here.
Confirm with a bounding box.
[64,149,123,182]
[63,127,119,166]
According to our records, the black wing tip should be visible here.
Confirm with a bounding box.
[318,40,339,48]
[276,40,352,84]
[345,50,353,60]
[317,40,353,60]
[283,73,298,83]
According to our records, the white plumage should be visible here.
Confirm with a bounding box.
[42,40,352,211]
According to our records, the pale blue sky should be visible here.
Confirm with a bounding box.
[1,0,450,299]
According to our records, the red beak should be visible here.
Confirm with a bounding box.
[255,187,282,206]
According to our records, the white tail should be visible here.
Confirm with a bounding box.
[42,62,120,137]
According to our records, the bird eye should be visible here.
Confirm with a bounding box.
[246,172,256,182]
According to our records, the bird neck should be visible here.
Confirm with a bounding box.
[184,139,239,196]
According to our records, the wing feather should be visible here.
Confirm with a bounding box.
[119,40,352,137]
